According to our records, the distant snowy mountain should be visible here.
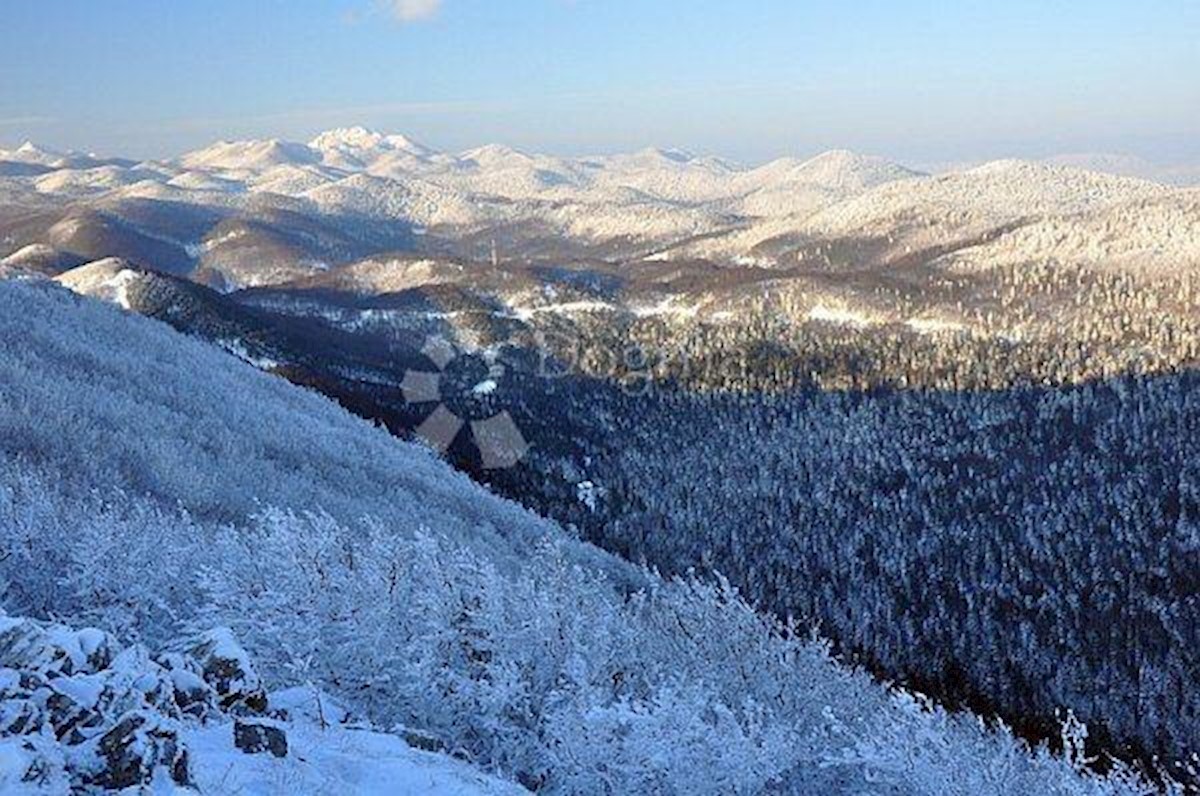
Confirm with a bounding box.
[1045,153,1200,187]
[1,141,66,166]
[0,141,135,172]
[178,138,322,172]
[2,130,920,256]
[748,149,920,192]
[310,125,435,158]
[1,129,1197,291]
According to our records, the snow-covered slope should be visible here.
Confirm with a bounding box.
[53,257,144,308]
[178,138,322,173]
[0,278,1166,794]
[183,721,522,796]
[0,280,599,561]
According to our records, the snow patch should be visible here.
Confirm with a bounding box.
[511,299,615,321]
[631,298,701,318]
[186,722,523,796]
[906,316,966,335]
[807,304,874,327]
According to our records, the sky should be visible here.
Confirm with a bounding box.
[1,0,1198,166]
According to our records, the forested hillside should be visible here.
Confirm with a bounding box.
[547,376,1200,770]
[0,280,1169,794]
[47,248,1200,783]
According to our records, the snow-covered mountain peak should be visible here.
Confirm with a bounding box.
[961,158,1125,182]
[178,138,321,172]
[310,126,387,150]
[642,146,696,164]
[458,143,534,167]
[310,126,434,157]
[800,148,862,166]
[790,149,920,188]
[1043,153,1200,187]
[4,140,65,165]
[960,158,1170,197]
[963,157,1048,177]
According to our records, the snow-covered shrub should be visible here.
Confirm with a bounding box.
[0,475,1171,794]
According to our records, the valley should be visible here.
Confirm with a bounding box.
[3,129,1199,793]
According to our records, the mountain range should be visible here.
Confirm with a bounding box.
[4,128,1195,291]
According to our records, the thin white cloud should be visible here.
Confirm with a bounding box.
[389,0,442,23]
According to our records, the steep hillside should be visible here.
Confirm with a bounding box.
[0,279,1165,794]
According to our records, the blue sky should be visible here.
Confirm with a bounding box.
[1,0,1197,165]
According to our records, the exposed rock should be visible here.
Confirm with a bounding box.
[156,651,221,721]
[0,617,273,791]
[44,685,105,744]
[0,697,41,735]
[0,618,114,677]
[86,711,190,790]
[0,617,468,793]
[186,628,267,714]
[233,718,288,758]
[400,727,446,754]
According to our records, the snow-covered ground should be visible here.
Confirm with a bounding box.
[182,722,521,796]
[0,726,519,796]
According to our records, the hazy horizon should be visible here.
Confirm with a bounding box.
[3,1,1198,168]
[4,124,1200,181]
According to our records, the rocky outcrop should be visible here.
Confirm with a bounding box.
[185,627,268,714]
[0,618,113,678]
[234,718,288,758]
[0,615,274,791]
[86,711,191,790]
